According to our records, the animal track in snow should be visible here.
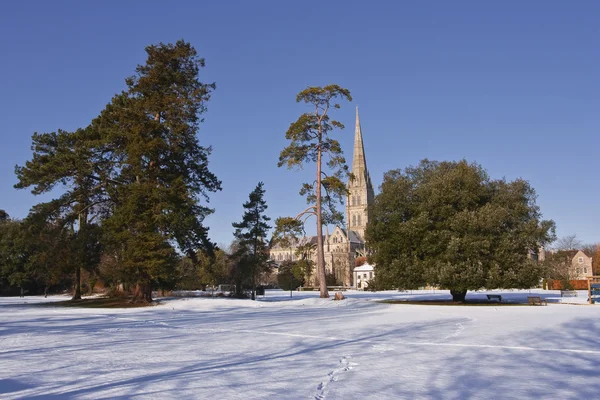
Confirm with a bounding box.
[314,356,358,400]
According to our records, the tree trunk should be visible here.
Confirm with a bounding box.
[316,144,329,299]
[251,264,256,300]
[133,280,153,303]
[450,289,467,302]
[72,267,82,300]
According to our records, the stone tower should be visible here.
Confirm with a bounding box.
[346,108,375,239]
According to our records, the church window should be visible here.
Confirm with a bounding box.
[357,196,360,205]
[358,215,362,226]
[370,272,373,279]
[352,196,356,206]
[352,215,356,226]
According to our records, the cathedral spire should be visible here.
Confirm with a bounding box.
[346,107,374,240]
[352,107,367,178]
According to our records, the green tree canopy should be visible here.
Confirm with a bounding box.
[367,159,556,302]
[277,260,305,297]
[92,40,221,302]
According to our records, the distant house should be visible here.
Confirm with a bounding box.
[570,250,593,280]
[354,263,375,290]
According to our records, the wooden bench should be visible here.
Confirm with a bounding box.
[527,296,547,306]
[486,294,502,302]
[560,290,577,297]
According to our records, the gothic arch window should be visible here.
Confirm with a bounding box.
[358,215,362,226]
[352,215,356,226]
[352,196,356,206]
[357,196,360,206]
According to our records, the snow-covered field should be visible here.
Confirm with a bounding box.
[1,289,599,399]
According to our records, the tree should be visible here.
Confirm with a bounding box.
[355,256,367,267]
[0,218,30,293]
[555,234,583,251]
[94,40,221,302]
[366,159,556,302]
[232,182,271,300]
[15,127,107,299]
[278,85,352,298]
[594,247,600,276]
[0,210,8,222]
[543,250,577,289]
[277,261,304,297]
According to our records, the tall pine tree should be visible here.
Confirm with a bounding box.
[94,40,221,302]
[277,85,352,298]
[232,182,271,300]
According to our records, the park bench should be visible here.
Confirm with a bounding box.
[486,294,502,302]
[560,290,577,297]
[527,296,547,306]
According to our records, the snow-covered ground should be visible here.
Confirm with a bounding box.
[1,289,599,399]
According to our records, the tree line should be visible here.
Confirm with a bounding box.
[1,39,584,303]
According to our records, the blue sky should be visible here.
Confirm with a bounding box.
[1,1,598,247]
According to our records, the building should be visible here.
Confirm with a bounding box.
[354,263,375,290]
[570,250,593,279]
[270,108,374,287]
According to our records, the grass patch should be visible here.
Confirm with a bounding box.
[40,297,157,308]
[379,299,527,306]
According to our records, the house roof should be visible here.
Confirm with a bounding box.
[354,263,374,272]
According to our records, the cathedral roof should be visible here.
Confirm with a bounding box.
[337,228,364,244]
[270,235,318,250]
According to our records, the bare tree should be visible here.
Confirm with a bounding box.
[554,234,583,251]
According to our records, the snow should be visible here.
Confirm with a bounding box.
[1,289,599,399]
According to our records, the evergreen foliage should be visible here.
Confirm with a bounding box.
[92,40,221,302]
[232,182,271,300]
[14,127,107,299]
[277,260,304,297]
[367,159,556,302]
[9,40,220,302]
[277,85,352,298]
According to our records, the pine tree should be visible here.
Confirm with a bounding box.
[94,40,221,302]
[277,85,352,298]
[232,182,271,300]
[15,127,106,299]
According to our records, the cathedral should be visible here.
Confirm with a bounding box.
[270,108,375,287]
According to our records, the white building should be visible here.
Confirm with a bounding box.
[354,263,375,290]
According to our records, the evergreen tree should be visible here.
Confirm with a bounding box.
[232,182,271,300]
[93,40,221,302]
[277,260,304,298]
[0,218,30,293]
[277,85,352,298]
[367,160,556,302]
[15,127,107,299]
